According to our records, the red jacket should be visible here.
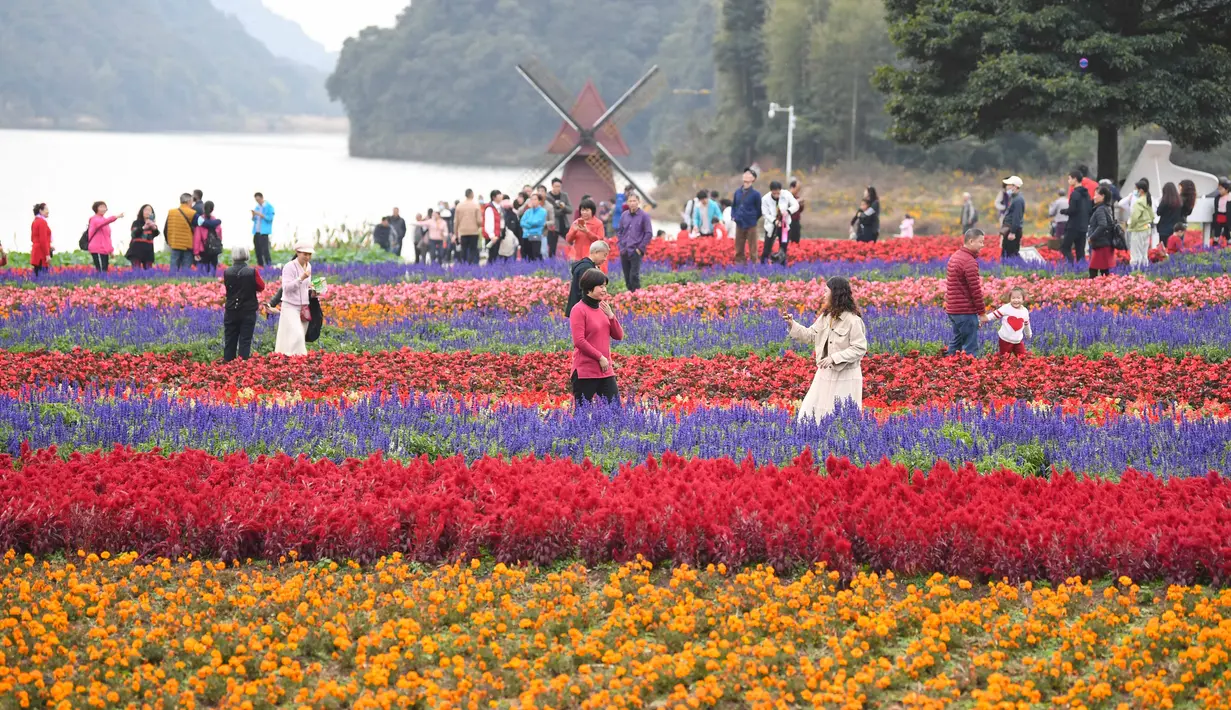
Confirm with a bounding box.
[31,216,52,267]
[945,247,985,315]
[1068,177,1099,199]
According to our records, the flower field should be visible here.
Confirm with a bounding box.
[6,233,1231,706]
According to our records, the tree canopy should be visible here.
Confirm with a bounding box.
[873,0,1231,179]
[0,0,335,131]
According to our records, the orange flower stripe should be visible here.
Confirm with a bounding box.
[3,552,1231,708]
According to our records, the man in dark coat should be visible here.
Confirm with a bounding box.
[1061,170,1093,263]
[565,240,610,317]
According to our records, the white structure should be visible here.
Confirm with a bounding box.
[1123,140,1220,244]
[768,103,796,184]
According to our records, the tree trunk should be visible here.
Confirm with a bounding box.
[1097,125,1119,182]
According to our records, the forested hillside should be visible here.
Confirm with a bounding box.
[0,0,336,131]
[327,0,1230,174]
[327,0,716,166]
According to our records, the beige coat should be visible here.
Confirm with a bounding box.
[788,310,867,421]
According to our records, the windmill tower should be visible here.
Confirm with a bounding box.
[515,57,664,206]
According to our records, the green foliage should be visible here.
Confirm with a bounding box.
[873,0,1231,179]
[0,0,334,131]
[713,0,769,169]
[327,0,714,167]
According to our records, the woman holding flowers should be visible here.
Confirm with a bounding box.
[783,276,868,421]
[569,268,623,405]
[275,244,314,356]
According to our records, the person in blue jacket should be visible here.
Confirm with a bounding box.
[251,192,275,267]
[519,193,548,261]
[731,168,762,264]
[612,185,633,230]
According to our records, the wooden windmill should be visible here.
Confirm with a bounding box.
[515,57,664,207]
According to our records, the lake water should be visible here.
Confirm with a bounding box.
[0,129,654,254]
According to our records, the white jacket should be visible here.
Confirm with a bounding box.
[761,191,800,237]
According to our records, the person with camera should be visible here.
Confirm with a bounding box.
[547,178,572,259]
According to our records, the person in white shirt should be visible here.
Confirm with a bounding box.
[758,180,800,265]
[897,214,915,238]
[981,286,1032,357]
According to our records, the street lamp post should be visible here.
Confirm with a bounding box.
[768,102,796,182]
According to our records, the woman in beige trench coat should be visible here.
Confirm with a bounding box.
[782,276,868,421]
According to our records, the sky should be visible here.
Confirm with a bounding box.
[259,0,408,51]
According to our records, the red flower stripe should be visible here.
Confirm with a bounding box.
[4,350,1230,413]
[6,446,1231,585]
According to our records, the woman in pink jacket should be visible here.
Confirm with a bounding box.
[87,201,123,273]
[568,268,624,405]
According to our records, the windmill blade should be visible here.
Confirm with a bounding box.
[591,66,667,138]
[594,142,657,208]
[512,143,581,194]
[516,57,582,131]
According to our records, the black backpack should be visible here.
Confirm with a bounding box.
[204,224,223,257]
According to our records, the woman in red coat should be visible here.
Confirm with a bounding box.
[30,203,52,276]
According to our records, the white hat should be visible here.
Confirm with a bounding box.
[1002,176,1023,187]
[294,243,315,254]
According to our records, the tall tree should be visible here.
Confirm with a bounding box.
[713,0,768,170]
[873,0,1231,180]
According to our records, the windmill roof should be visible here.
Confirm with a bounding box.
[546,80,631,157]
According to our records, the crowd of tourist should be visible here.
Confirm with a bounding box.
[29,189,275,277]
[21,163,1231,415]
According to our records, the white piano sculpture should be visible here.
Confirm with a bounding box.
[1122,140,1221,246]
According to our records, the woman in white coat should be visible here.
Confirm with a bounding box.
[275,244,314,356]
[782,276,868,421]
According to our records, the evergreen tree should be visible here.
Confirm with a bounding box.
[713,0,768,170]
[874,0,1231,180]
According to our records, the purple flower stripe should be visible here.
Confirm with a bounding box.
[4,305,1230,357]
[5,388,1228,479]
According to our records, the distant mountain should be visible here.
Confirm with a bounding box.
[209,0,337,73]
[0,0,338,132]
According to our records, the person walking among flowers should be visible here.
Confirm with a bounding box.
[1126,179,1154,268]
[569,268,623,405]
[782,276,868,421]
[981,286,1032,357]
[945,229,986,356]
[30,203,52,277]
[274,244,314,356]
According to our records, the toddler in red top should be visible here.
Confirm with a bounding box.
[981,286,1032,356]
[676,222,692,241]
[1166,224,1186,255]
[712,217,727,240]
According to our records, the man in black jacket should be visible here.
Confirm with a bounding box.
[548,178,572,259]
[1061,170,1093,263]
[389,208,407,256]
[373,216,392,252]
[565,240,609,317]
[222,246,265,362]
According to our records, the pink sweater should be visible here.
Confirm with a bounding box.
[570,300,624,379]
[87,214,119,254]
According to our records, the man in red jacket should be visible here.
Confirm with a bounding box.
[945,228,987,356]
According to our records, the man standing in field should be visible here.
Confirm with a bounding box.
[945,228,986,356]
[251,192,275,267]
[731,168,762,264]
[616,193,652,292]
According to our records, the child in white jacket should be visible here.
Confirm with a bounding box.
[981,286,1032,356]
